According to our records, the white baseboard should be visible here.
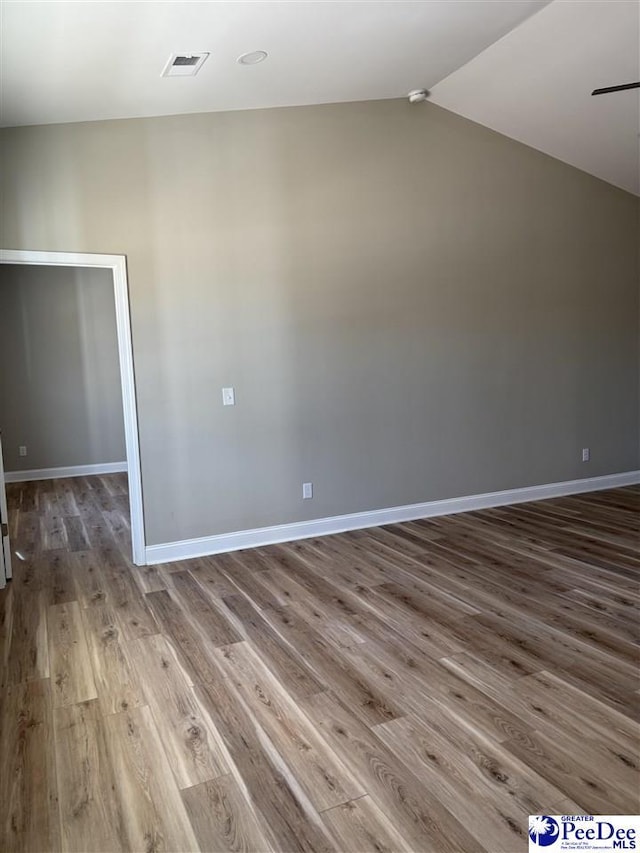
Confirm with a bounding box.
[144,469,640,565]
[5,461,128,483]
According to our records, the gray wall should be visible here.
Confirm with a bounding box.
[0,264,126,472]
[0,99,637,546]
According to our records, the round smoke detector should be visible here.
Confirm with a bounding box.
[408,89,429,104]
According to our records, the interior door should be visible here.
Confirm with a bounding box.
[0,432,12,588]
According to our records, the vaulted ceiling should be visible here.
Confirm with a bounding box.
[430,0,640,195]
[1,0,638,194]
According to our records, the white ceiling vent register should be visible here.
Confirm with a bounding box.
[161,53,209,77]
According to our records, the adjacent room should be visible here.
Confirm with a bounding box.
[0,1,638,851]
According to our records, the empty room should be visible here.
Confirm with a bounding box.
[0,1,638,852]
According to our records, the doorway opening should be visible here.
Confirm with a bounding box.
[0,250,145,569]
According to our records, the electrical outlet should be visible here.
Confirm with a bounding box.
[582,447,590,462]
[302,482,313,500]
[222,387,235,406]
[19,445,27,457]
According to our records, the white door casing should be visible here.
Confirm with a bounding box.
[0,250,146,565]
[0,432,12,587]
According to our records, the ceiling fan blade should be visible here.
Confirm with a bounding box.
[591,81,640,96]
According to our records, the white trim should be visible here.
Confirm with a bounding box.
[0,249,146,565]
[145,469,640,565]
[0,433,12,586]
[5,461,127,483]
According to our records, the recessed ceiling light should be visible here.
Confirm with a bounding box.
[237,50,268,66]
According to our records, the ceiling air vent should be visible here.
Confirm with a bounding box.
[161,52,209,78]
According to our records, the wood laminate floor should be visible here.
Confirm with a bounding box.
[1,475,638,852]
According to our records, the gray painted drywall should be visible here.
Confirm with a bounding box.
[0,99,637,546]
[0,264,126,472]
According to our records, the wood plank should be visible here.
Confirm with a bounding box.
[46,550,77,605]
[97,546,159,642]
[130,564,168,594]
[53,699,124,852]
[5,588,49,684]
[104,705,201,852]
[300,690,485,853]
[259,604,403,725]
[338,629,534,743]
[286,596,368,651]
[71,550,109,608]
[215,551,286,610]
[41,509,67,551]
[0,583,13,687]
[321,796,415,853]
[54,478,79,516]
[513,670,640,750]
[216,641,365,810]
[504,727,638,814]
[0,680,61,853]
[130,632,228,788]
[278,539,390,590]
[373,714,538,852]
[16,510,44,558]
[195,676,336,852]
[181,775,273,853]
[187,556,240,598]
[221,594,326,699]
[48,600,97,707]
[84,476,113,512]
[508,680,640,792]
[346,583,471,660]
[470,610,640,712]
[81,604,145,715]
[144,589,228,684]
[63,515,91,552]
[171,570,242,646]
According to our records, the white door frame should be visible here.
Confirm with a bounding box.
[0,432,12,588]
[0,249,146,565]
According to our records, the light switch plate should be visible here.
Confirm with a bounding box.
[222,387,235,406]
